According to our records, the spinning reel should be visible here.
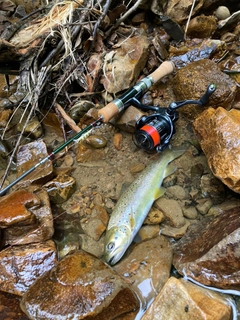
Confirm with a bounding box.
[132,84,216,152]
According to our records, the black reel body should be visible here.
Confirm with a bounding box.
[133,83,216,152]
[134,109,178,152]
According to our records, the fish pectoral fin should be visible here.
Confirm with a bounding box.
[129,214,136,231]
[154,186,166,200]
[164,163,176,178]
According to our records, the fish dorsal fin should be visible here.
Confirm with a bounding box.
[154,186,166,200]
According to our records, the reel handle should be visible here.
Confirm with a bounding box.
[98,61,175,122]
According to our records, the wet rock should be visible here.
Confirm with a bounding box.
[170,39,226,69]
[173,206,240,289]
[2,189,54,246]
[17,116,43,139]
[186,15,217,38]
[141,277,232,320]
[160,220,191,239]
[114,235,172,313]
[100,34,149,94]
[208,200,240,217]
[144,207,165,225]
[85,134,107,149]
[69,100,95,122]
[172,59,236,120]
[44,174,76,204]
[0,189,39,228]
[155,197,185,227]
[215,6,230,20]
[16,139,53,187]
[130,161,146,174]
[0,291,29,320]
[193,107,240,193]
[20,250,139,319]
[0,240,57,296]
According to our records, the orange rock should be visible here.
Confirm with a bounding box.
[193,107,240,193]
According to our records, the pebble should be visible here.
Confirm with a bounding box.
[85,134,107,149]
[182,206,198,219]
[166,185,187,200]
[113,133,123,150]
[160,220,191,239]
[130,162,146,174]
[196,198,213,215]
[155,198,185,227]
[64,154,74,166]
[81,217,106,241]
[215,6,230,20]
[138,225,160,241]
[144,207,165,225]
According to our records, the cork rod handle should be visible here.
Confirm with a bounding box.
[98,61,175,122]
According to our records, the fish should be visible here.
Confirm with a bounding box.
[103,146,187,265]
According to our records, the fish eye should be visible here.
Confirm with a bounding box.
[107,242,115,251]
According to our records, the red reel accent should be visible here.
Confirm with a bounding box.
[140,124,161,147]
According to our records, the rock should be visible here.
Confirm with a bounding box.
[141,277,232,320]
[208,200,240,217]
[0,109,12,127]
[80,234,105,258]
[160,220,191,239]
[155,197,185,227]
[16,139,53,187]
[113,236,173,312]
[170,39,225,69]
[165,0,204,24]
[173,206,240,289]
[2,189,54,246]
[138,224,161,240]
[85,134,107,149]
[77,142,105,162]
[69,100,95,122]
[81,217,106,241]
[0,291,29,320]
[100,34,149,94]
[172,59,237,120]
[0,240,57,296]
[144,207,165,225]
[215,6,230,20]
[44,174,76,204]
[186,15,217,38]
[182,206,198,219]
[115,105,145,133]
[166,185,187,200]
[17,116,43,139]
[196,198,213,215]
[20,250,139,319]
[193,107,240,193]
[0,189,39,228]
[113,132,122,150]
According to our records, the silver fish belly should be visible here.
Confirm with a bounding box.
[103,146,186,265]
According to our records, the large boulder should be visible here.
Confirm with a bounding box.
[193,107,240,193]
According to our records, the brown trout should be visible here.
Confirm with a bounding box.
[103,146,186,265]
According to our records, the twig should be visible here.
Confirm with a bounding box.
[90,0,112,50]
[105,0,143,37]
[55,102,81,133]
[184,0,196,40]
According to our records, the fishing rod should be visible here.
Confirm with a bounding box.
[0,60,175,196]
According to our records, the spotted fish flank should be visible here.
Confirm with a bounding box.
[103,146,187,265]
